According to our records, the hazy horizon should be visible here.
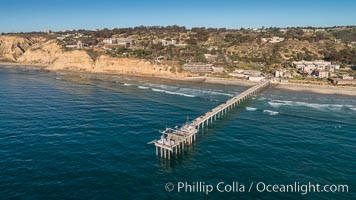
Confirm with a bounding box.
[1,0,356,33]
[3,24,356,34]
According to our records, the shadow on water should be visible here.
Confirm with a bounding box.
[155,96,261,170]
[2,67,355,199]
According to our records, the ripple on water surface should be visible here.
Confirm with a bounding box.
[0,67,355,199]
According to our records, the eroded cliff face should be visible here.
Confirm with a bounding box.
[0,36,45,61]
[17,39,62,64]
[0,36,185,77]
[94,56,184,77]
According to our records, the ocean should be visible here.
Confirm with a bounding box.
[0,66,355,199]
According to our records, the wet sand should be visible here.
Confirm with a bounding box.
[1,63,355,96]
[0,62,48,68]
[275,83,356,96]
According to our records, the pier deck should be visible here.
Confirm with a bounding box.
[153,79,271,159]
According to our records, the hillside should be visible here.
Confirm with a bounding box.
[1,26,355,77]
[0,36,185,78]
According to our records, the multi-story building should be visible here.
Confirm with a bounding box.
[204,54,219,62]
[292,60,338,75]
[261,36,285,43]
[248,76,265,82]
[182,63,214,73]
[330,78,356,85]
[77,41,84,49]
[103,38,135,48]
[314,70,329,78]
[153,39,186,47]
[274,70,283,78]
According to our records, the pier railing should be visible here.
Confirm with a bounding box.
[152,79,271,159]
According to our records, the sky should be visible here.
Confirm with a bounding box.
[1,0,356,33]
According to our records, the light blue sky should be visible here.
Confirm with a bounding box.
[1,0,356,32]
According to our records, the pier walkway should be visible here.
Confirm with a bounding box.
[152,79,271,159]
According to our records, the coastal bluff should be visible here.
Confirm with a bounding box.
[0,36,186,78]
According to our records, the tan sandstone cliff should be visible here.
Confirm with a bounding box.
[0,36,186,78]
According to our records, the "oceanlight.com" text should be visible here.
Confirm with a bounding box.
[165,181,349,195]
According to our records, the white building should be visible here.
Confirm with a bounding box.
[103,38,118,44]
[229,72,248,78]
[212,67,224,73]
[103,38,135,47]
[65,41,85,49]
[262,37,285,43]
[274,70,283,78]
[249,76,265,82]
[303,64,317,74]
[166,40,177,46]
[229,69,263,79]
[153,39,187,47]
[244,70,262,76]
[182,63,214,73]
[333,65,340,70]
[65,44,77,48]
[341,75,354,80]
[204,54,218,61]
[153,39,177,46]
[315,70,329,78]
[77,41,84,49]
[229,69,247,78]
[292,60,337,75]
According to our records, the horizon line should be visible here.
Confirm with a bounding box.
[2,24,356,34]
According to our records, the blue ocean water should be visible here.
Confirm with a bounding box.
[0,66,355,199]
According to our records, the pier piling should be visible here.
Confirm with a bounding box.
[152,79,270,159]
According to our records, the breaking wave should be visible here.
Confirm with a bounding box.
[145,83,178,90]
[246,107,257,111]
[349,107,356,111]
[144,83,236,99]
[258,97,267,101]
[177,87,235,97]
[138,86,149,90]
[268,100,356,111]
[151,88,195,97]
[263,110,279,115]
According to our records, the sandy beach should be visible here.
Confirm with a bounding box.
[1,63,356,96]
[275,83,356,96]
[203,77,256,86]
[0,62,48,68]
[202,76,356,96]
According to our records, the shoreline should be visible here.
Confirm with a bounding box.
[0,62,48,69]
[275,83,356,96]
[1,62,356,96]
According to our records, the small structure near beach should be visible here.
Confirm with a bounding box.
[183,63,214,73]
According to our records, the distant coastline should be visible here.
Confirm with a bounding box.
[1,27,356,97]
[0,62,48,68]
[1,62,356,96]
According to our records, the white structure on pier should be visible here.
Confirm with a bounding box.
[152,79,271,159]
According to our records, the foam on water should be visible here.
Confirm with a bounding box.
[246,107,257,111]
[158,84,179,90]
[145,83,174,89]
[176,87,234,97]
[138,86,149,90]
[268,99,355,111]
[151,88,195,97]
[263,110,279,115]
[349,107,356,111]
[143,83,236,99]
[0,67,355,200]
